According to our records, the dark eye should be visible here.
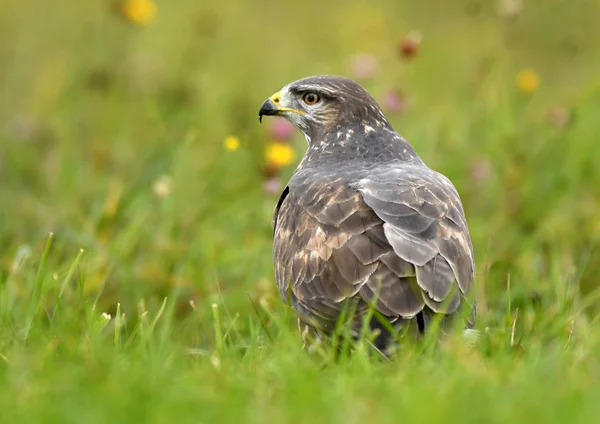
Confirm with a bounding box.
[303,92,320,105]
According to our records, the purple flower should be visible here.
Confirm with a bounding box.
[381,89,410,114]
[263,177,282,195]
[268,118,295,141]
[348,53,379,80]
[470,158,492,185]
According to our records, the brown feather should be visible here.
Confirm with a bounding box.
[268,77,475,347]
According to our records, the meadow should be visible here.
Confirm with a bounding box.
[1,0,600,422]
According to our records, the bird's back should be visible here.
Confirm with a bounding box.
[273,158,475,350]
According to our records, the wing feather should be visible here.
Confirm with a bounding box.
[273,164,475,332]
[357,165,475,305]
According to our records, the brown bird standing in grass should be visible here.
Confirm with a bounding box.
[259,76,476,354]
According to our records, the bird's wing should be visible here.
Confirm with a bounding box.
[272,165,474,328]
[354,164,475,313]
[272,185,289,232]
[273,175,391,327]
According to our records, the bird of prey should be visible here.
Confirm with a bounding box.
[258,75,476,353]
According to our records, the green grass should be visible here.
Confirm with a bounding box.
[2,0,600,422]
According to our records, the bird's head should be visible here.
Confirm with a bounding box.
[259,75,390,143]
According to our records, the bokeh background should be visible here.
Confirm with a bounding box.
[2,0,600,344]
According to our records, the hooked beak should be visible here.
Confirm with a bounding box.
[258,97,279,123]
[258,90,306,123]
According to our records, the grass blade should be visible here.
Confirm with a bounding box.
[114,302,122,348]
[59,248,85,299]
[24,232,54,341]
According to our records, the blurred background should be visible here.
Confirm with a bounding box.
[1,0,600,334]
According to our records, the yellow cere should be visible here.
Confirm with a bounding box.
[270,92,282,104]
[516,68,540,94]
[224,135,241,151]
[265,142,296,167]
[121,0,157,26]
[268,91,306,115]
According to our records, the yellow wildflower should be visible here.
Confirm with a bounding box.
[265,142,296,168]
[152,174,172,199]
[223,135,241,151]
[121,0,157,26]
[516,68,540,94]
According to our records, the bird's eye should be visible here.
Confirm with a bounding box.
[303,92,320,105]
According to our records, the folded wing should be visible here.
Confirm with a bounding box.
[272,165,475,330]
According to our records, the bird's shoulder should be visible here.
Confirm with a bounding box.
[273,160,466,230]
[352,163,470,230]
[273,160,474,291]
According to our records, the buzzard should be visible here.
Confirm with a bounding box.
[258,76,475,352]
